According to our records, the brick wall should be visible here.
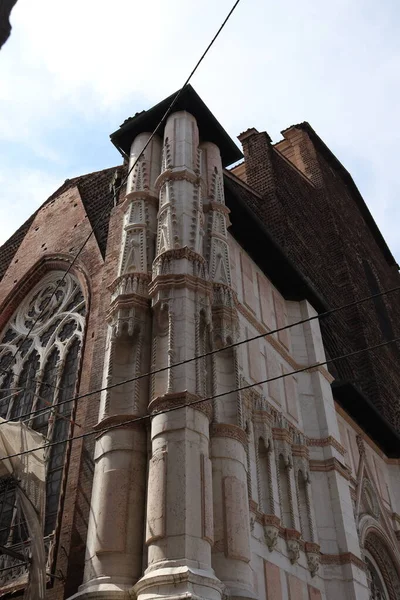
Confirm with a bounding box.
[239,125,400,431]
[0,167,123,598]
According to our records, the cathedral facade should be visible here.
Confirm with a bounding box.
[0,86,399,600]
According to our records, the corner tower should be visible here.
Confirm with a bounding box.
[73,86,255,600]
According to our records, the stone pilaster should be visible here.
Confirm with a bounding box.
[74,134,162,599]
[135,112,222,600]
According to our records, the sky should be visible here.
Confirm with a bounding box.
[0,0,399,262]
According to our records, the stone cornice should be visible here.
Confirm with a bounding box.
[320,552,366,571]
[203,201,231,216]
[154,167,200,192]
[154,247,206,264]
[108,272,151,296]
[309,457,351,480]
[149,274,212,297]
[149,391,212,420]
[122,190,158,209]
[107,291,150,319]
[292,444,309,459]
[93,413,144,434]
[307,435,346,456]
[210,423,248,447]
[272,427,292,444]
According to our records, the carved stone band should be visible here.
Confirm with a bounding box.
[210,423,248,447]
[149,391,212,420]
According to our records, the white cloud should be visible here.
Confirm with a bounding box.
[0,169,64,244]
[1,0,399,260]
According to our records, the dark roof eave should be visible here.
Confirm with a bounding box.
[296,122,397,267]
[224,175,328,312]
[332,381,400,457]
[110,85,243,168]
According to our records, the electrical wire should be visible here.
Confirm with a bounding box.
[0,335,398,463]
[1,283,399,427]
[0,0,242,385]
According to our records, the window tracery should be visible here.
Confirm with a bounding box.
[366,556,389,600]
[0,271,86,587]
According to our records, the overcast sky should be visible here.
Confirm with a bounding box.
[0,0,399,262]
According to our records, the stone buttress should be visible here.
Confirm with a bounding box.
[74,132,162,598]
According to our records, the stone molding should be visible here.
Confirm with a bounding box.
[154,166,200,192]
[309,457,351,480]
[149,391,212,419]
[292,444,309,459]
[153,246,207,264]
[108,272,151,299]
[272,427,292,444]
[320,552,366,571]
[307,435,346,456]
[203,201,231,216]
[93,413,144,434]
[122,190,158,208]
[210,423,248,447]
[149,274,212,297]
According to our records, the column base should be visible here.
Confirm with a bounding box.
[134,565,223,600]
[67,576,133,600]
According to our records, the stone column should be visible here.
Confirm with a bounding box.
[288,300,369,599]
[201,142,256,600]
[134,112,222,600]
[74,134,162,599]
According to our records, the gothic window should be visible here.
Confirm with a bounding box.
[278,454,292,528]
[297,470,311,540]
[366,556,389,600]
[258,438,271,514]
[0,271,86,583]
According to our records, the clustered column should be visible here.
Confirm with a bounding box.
[78,133,162,598]
[201,142,256,600]
[134,112,222,600]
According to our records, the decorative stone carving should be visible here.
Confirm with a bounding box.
[109,272,150,302]
[305,542,321,577]
[285,530,301,564]
[263,515,281,551]
[362,479,381,519]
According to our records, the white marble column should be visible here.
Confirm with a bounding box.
[201,142,256,600]
[134,112,222,600]
[72,134,162,600]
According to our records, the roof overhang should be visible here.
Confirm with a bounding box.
[110,85,243,168]
[223,174,328,311]
[332,381,400,458]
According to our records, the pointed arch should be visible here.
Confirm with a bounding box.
[278,454,292,528]
[0,269,86,587]
[297,469,311,540]
[258,437,272,514]
[364,530,400,600]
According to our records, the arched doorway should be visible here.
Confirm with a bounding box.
[364,532,400,600]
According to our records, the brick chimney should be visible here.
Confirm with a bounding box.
[237,128,277,198]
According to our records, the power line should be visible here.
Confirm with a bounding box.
[1,283,399,426]
[1,335,398,463]
[112,0,243,197]
[0,0,242,383]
